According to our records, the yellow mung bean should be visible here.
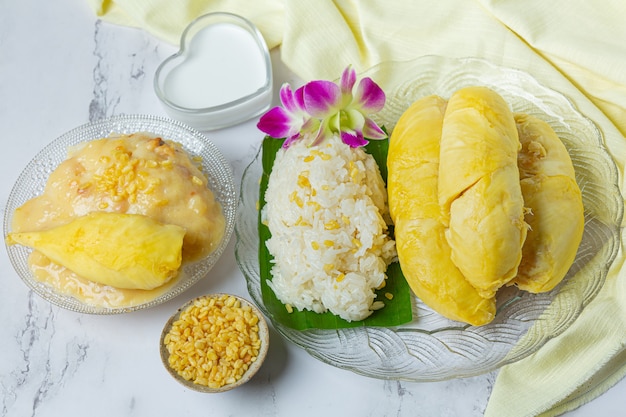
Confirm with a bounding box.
[164,295,262,389]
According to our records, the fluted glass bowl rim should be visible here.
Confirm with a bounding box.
[235,56,623,381]
[4,114,237,314]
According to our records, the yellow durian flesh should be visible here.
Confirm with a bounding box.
[516,113,576,179]
[447,164,528,298]
[438,86,521,211]
[8,212,186,290]
[439,86,527,297]
[388,95,447,221]
[395,217,496,326]
[512,113,584,293]
[388,88,583,324]
[388,95,495,326]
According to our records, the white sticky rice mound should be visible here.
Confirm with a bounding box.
[262,134,397,322]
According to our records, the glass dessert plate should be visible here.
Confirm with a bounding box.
[236,56,623,381]
[4,115,237,314]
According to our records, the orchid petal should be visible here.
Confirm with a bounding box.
[327,112,342,133]
[308,118,333,147]
[353,77,386,113]
[341,109,365,131]
[257,106,302,138]
[362,117,388,140]
[293,85,306,111]
[340,66,356,95]
[301,117,321,137]
[282,134,302,148]
[279,84,306,113]
[303,80,342,117]
[341,129,368,148]
[278,84,295,111]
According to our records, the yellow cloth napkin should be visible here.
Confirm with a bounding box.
[86,0,284,49]
[87,0,626,415]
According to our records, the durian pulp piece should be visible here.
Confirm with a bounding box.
[512,113,584,293]
[388,95,495,326]
[8,212,186,290]
[439,86,527,298]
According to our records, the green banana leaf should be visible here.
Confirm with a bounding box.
[258,136,413,330]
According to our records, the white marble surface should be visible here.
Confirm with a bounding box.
[0,1,624,416]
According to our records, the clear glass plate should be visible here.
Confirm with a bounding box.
[235,56,623,380]
[4,114,236,314]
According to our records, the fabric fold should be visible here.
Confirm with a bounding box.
[85,0,285,48]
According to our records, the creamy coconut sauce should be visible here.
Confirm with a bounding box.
[12,133,225,307]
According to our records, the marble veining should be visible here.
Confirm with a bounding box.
[90,20,116,122]
[1,295,91,417]
[89,19,167,123]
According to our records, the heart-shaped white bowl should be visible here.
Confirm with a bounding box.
[154,12,273,130]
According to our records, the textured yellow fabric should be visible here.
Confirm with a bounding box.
[86,0,626,415]
[84,0,284,49]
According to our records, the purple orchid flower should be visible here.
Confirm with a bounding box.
[257,65,387,148]
[256,84,316,148]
